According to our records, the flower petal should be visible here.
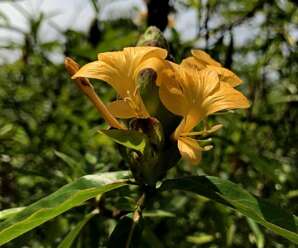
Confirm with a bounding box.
[178,137,202,164]
[191,49,222,67]
[155,60,178,86]
[123,46,167,63]
[182,50,242,87]
[183,110,203,133]
[107,100,138,119]
[192,68,220,100]
[171,68,220,131]
[74,47,168,119]
[72,61,112,82]
[136,57,168,84]
[76,47,167,99]
[203,82,250,116]
[72,60,127,96]
[158,62,190,116]
[207,65,242,87]
[181,56,206,71]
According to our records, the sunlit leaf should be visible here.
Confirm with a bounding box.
[100,129,148,154]
[247,217,265,248]
[0,171,131,245]
[186,234,215,245]
[0,208,24,221]
[160,176,298,244]
[143,210,175,218]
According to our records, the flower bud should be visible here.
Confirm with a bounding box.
[64,57,125,130]
[124,117,180,186]
[138,68,159,117]
[136,26,180,137]
[137,26,169,50]
[126,118,164,186]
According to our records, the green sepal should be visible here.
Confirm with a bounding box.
[137,26,169,50]
[100,129,149,154]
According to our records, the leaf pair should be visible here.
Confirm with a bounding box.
[0,172,297,246]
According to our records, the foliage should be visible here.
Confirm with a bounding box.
[0,0,297,247]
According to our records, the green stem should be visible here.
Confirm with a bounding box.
[125,193,146,248]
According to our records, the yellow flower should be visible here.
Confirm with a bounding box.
[158,62,250,164]
[181,49,242,87]
[72,47,167,119]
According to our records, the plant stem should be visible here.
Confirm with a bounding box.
[125,193,146,248]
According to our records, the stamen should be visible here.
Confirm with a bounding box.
[180,131,206,137]
[208,124,223,133]
[124,96,142,118]
[180,124,223,137]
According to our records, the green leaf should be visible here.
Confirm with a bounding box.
[160,176,298,244]
[108,213,144,248]
[247,217,265,248]
[186,234,215,245]
[54,150,84,178]
[58,210,99,248]
[0,171,130,245]
[0,208,24,221]
[143,210,175,218]
[54,150,81,170]
[0,123,14,139]
[100,129,148,154]
[40,41,61,51]
[142,226,164,248]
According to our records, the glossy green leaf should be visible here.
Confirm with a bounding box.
[0,171,130,245]
[100,129,148,154]
[0,208,24,221]
[160,176,298,244]
[58,210,99,248]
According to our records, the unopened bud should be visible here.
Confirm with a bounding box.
[123,118,165,186]
[138,68,160,117]
[137,26,169,50]
[64,57,126,130]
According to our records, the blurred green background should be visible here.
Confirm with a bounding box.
[0,0,297,247]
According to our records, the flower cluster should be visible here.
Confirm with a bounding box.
[66,46,249,168]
